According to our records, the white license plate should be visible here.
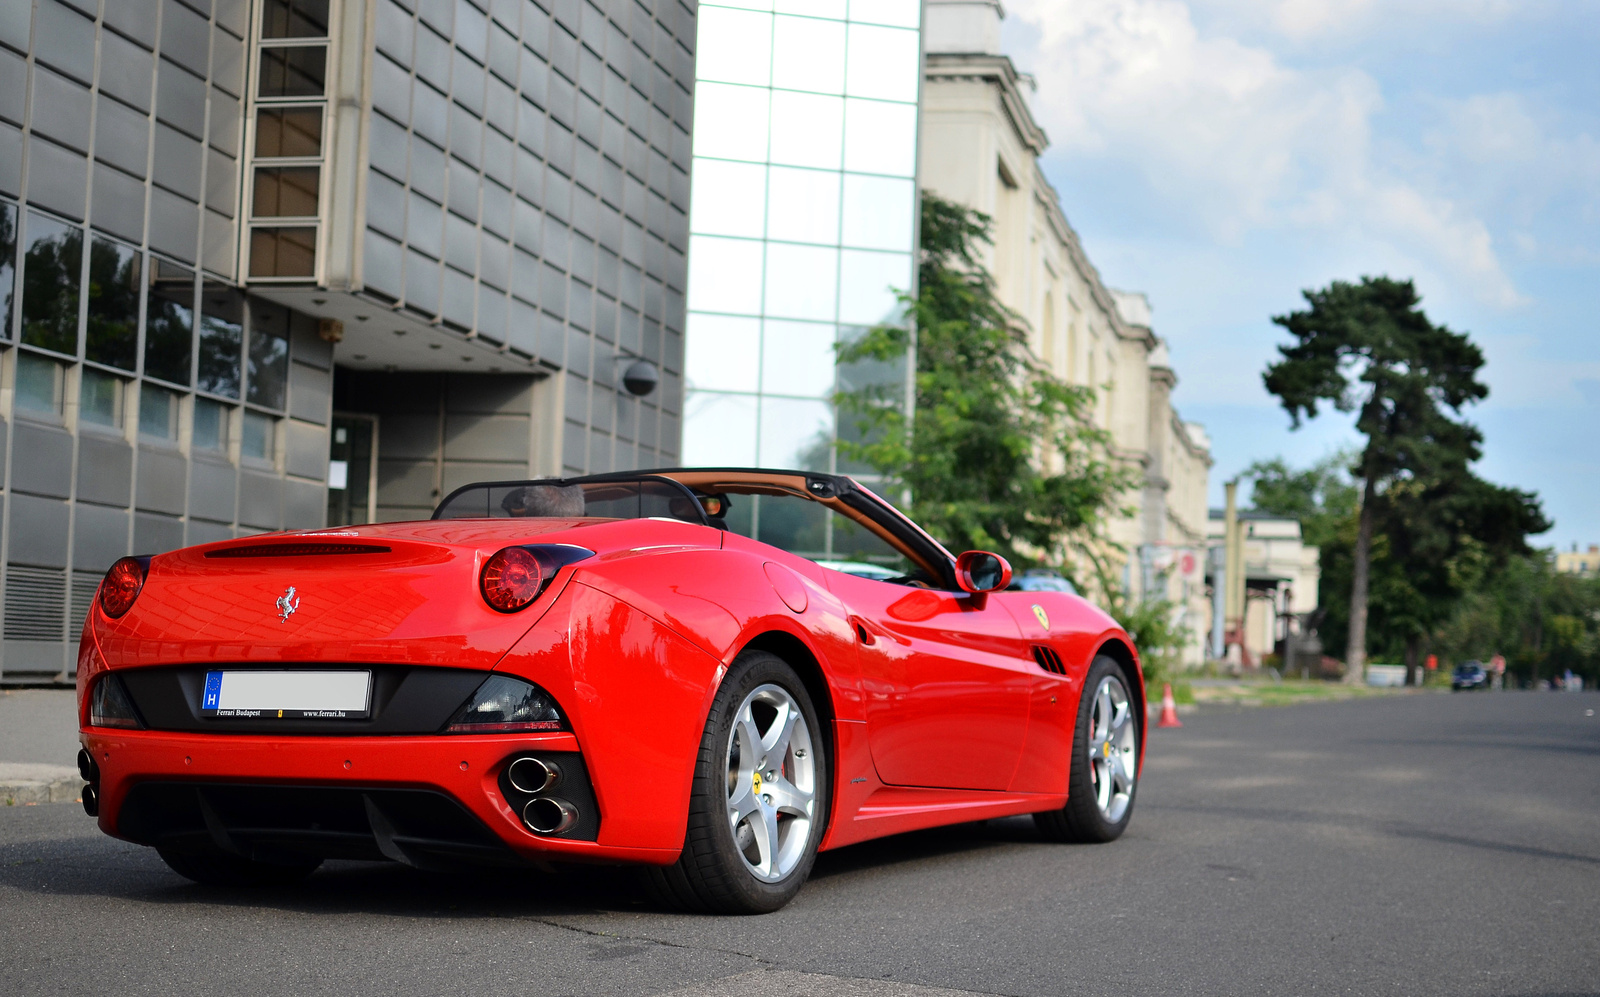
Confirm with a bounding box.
[200,670,372,719]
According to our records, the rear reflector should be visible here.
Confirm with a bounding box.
[205,543,392,558]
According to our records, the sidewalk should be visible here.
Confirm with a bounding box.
[0,688,82,805]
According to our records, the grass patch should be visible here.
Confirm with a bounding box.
[1186,679,1414,707]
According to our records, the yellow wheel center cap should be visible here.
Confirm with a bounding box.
[1103,743,1112,758]
[752,771,763,794]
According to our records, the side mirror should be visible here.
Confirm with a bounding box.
[955,551,1012,594]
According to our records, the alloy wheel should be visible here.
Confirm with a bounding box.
[1087,674,1137,823]
[725,683,816,882]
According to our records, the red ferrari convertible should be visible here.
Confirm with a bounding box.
[77,469,1144,913]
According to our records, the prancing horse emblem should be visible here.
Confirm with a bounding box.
[276,586,300,623]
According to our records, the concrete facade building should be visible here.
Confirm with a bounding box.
[918,0,1213,661]
[1555,544,1599,577]
[0,0,696,681]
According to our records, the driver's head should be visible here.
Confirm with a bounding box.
[501,483,585,518]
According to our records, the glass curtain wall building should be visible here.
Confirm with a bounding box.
[682,0,921,475]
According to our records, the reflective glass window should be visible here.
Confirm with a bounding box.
[686,235,765,316]
[840,174,914,252]
[80,368,124,428]
[844,24,919,103]
[684,313,760,392]
[193,398,229,451]
[20,212,82,355]
[262,0,331,38]
[763,242,837,321]
[247,304,290,409]
[258,47,327,98]
[15,352,64,416]
[836,249,909,325]
[241,410,276,460]
[682,391,758,467]
[761,319,836,399]
[689,160,767,239]
[248,227,317,277]
[139,383,179,441]
[253,166,321,216]
[758,396,832,470]
[690,83,771,164]
[768,91,843,170]
[197,284,243,398]
[766,167,840,245]
[696,7,772,87]
[0,201,15,339]
[254,107,323,157]
[842,99,916,177]
[847,0,921,28]
[771,16,844,95]
[776,0,844,16]
[85,237,141,371]
[144,258,194,386]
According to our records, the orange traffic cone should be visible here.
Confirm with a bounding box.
[1157,683,1183,728]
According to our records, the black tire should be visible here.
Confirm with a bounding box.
[157,845,321,887]
[1035,655,1140,844]
[646,650,829,914]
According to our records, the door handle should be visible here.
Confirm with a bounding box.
[849,616,876,645]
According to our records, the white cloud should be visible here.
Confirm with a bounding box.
[1004,0,1524,306]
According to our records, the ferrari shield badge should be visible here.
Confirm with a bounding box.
[276,586,300,623]
[1031,604,1050,631]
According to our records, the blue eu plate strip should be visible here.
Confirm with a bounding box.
[202,671,223,711]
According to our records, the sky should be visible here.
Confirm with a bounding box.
[996,0,1600,551]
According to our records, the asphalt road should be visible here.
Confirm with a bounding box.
[2,690,1597,997]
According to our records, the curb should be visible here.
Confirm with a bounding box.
[2,777,82,806]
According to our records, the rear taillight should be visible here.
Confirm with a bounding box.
[480,545,593,613]
[89,673,144,729]
[98,557,148,619]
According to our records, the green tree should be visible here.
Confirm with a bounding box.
[834,192,1135,577]
[1245,451,1359,654]
[1263,277,1547,682]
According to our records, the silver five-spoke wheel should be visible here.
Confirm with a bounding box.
[1087,673,1137,823]
[725,683,816,883]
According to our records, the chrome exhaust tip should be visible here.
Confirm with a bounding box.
[81,784,98,817]
[522,797,578,835]
[507,756,559,795]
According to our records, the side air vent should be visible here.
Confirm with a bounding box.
[1032,644,1067,676]
[205,543,392,558]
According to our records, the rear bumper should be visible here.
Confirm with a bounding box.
[80,727,680,866]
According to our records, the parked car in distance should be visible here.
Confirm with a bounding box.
[1452,661,1490,691]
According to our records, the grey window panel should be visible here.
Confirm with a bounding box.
[518,46,548,111]
[0,48,24,127]
[284,477,324,529]
[186,517,233,546]
[622,116,646,178]
[288,313,332,370]
[577,47,603,103]
[545,164,571,221]
[446,371,532,414]
[618,258,640,310]
[567,279,591,331]
[538,310,565,364]
[214,0,249,37]
[547,69,576,131]
[452,51,486,117]
[30,68,92,154]
[658,411,678,456]
[615,301,638,355]
[97,39,156,115]
[406,189,443,256]
[202,208,236,278]
[418,0,453,36]
[563,325,590,380]
[376,0,415,63]
[364,226,403,298]
[211,26,245,97]
[561,371,586,422]
[91,165,147,243]
[153,122,203,201]
[573,140,600,200]
[523,2,550,58]
[376,412,439,460]
[621,172,644,226]
[641,266,662,318]
[287,359,331,423]
[593,245,618,298]
[134,511,186,555]
[136,446,187,514]
[511,245,539,301]
[156,60,207,139]
[488,0,519,34]
[72,502,130,572]
[599,111,625,171]
[441,412,526,461]
[587,427,610,472]
[483,125,514,188]
[561,421,585,475]
[443,210,477,271]
[414,23,452,91]
[372,55,412,127]
[148,185,199,261]
[481,179,512,238]
[205,148,237,216]
[588,382,612,431]
[569,230,594,285]
[541,213,568,270]
[595,201,621,254]
[285,418,327,478]
[25,136,87,220]
[369,111,410,182]
[0,1,31,53]
[477,288,506,342]
[445,157,479,222]
[159,0,211,73]
[548,21,577,83]
[479,231,509,288]
[448,105,483,167]
[103,0,160,49]
[404,248,440,314]
[77,434,134,506]
[663,327,683,375]
[508,296,537,356]
[412,82,449,149]
[12,422,74,498]
[209,89,241,157]
[94,96,151,177]
[614,391,634,441]
[488,23,519,84]
[591,289,614,342]
[34,0,95,84]
[516,98,545,159]
[366,168,407,238]
[571,185,598,240]
[512,198,541,254]
[238,470,283,530]
[439,265,475,328]
[456,1,489,63]
[9,494,70,567]
[408,132,446,201]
